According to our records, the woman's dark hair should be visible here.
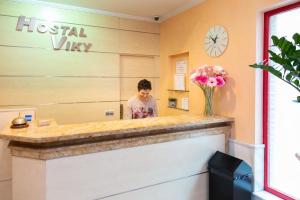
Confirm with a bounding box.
[137,79,152,91]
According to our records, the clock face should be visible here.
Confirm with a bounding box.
[204,25,228,57]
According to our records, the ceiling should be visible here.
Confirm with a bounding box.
[36,0,205,22]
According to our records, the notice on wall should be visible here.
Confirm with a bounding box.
[176,60,187,74]
[181,97,189,110]
[174,74,185,91]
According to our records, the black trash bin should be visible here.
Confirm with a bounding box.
[208,151,253,200]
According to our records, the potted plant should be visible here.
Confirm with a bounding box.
[250,33,300,102]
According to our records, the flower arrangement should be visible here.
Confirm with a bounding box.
[190,65,227,115]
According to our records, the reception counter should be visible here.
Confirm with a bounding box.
[0,115,233,200]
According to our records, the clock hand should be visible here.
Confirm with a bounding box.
[214,35,218,42]
[209,35,216,43]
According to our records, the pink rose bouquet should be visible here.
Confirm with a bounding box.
[190,65,227,115]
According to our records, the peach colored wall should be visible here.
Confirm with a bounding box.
[160,0,284,144]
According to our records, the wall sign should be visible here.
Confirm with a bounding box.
[16,16,92,52]
[175,60,187,74]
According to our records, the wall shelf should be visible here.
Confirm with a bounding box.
[168,89,189,92]
[168,106,189,111]
[165,52,190,114]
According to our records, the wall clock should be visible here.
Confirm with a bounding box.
[204,25,228,57]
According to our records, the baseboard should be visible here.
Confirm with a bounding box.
[228,139,265,192]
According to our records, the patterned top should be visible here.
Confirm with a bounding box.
[125,95,158,119]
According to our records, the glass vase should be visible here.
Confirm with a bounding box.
[203,87,214,116]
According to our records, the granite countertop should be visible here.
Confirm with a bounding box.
[0,115,233,144]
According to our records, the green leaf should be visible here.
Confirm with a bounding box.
[249,64,259,68]
[286,45,296,56]
[277,37,285,47]
[268,51,295,71]
[290,50,300,60]
[289,71,300,78]
[271,35,279,45]
[286,73,293,81]
[294,79,300,87]
[268,67,282,79]
[282,64,296,72]
[293,33,300,45]
[249,32,300,98]
[297,96,300,103]
[269,50,285,65]
[250,64,270,70]
[274,37,295,56]
[255,64,282,78]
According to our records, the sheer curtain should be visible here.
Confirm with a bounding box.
[268,7,300,199]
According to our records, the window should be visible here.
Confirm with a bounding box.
[263,2,300,200]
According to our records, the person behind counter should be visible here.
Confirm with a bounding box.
[125,79,158,119]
